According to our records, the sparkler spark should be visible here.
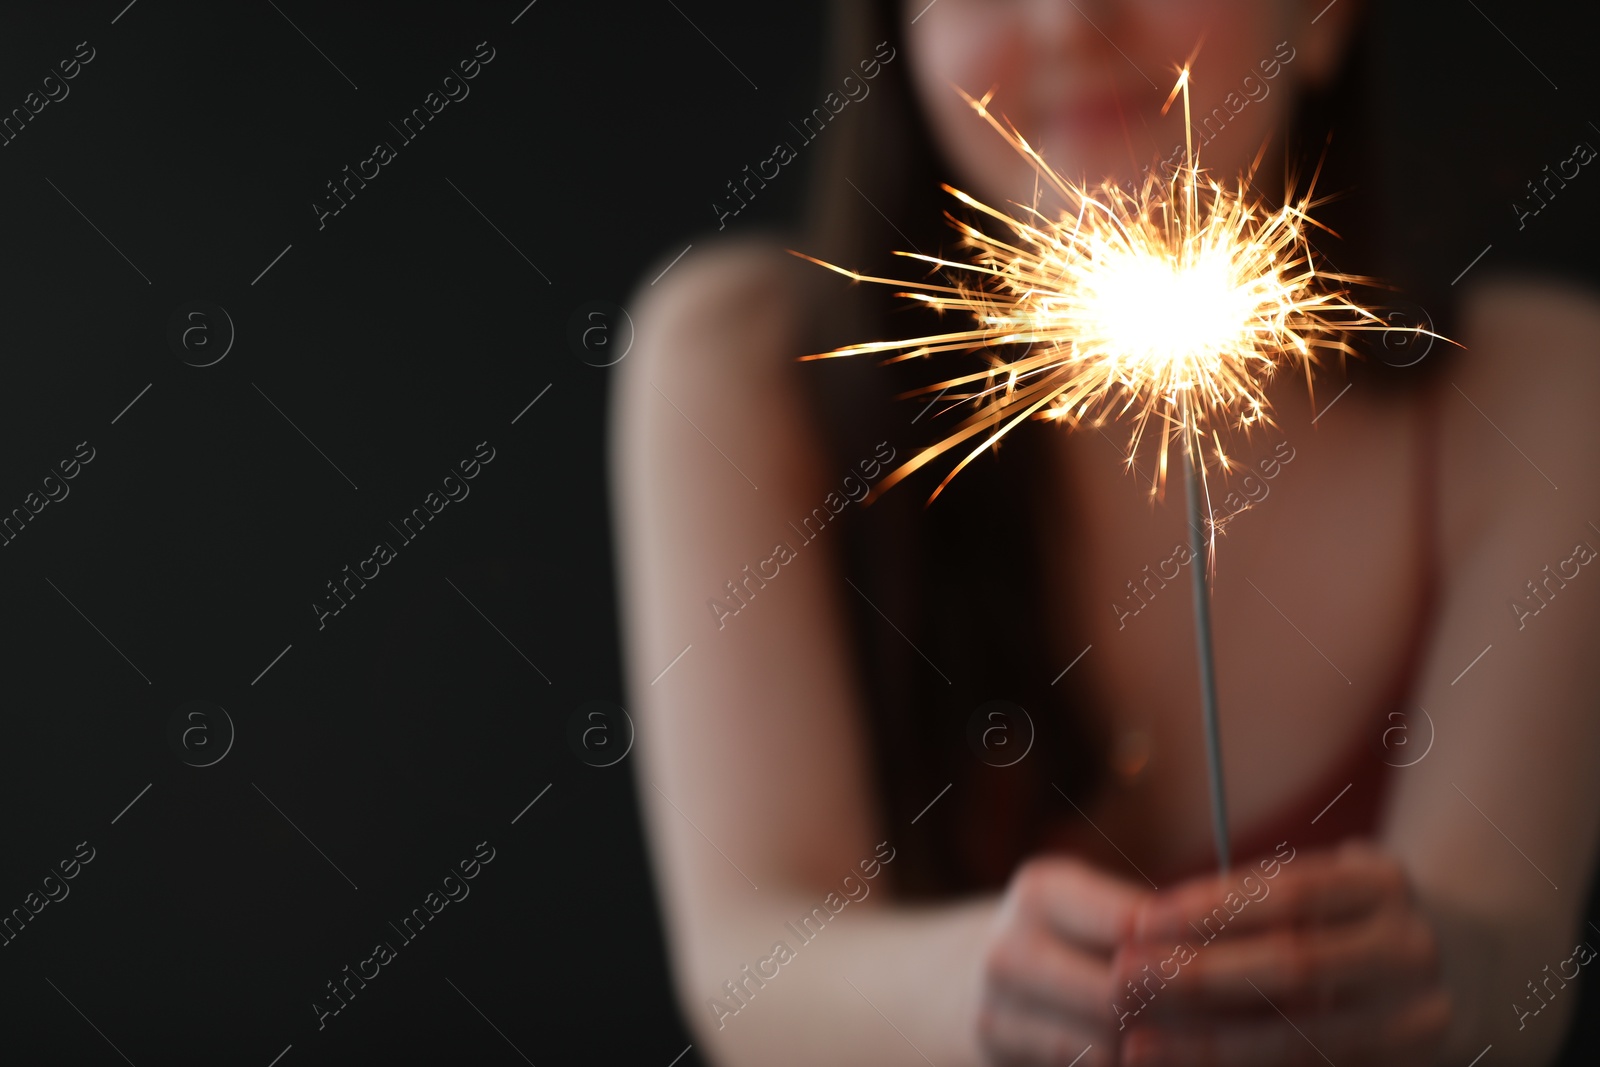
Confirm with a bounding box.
[794,66,1445,874]
[794,68,1440,539]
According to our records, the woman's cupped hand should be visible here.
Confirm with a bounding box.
[974,842,1449,1066]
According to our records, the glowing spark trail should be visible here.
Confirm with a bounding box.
[794,67,1442,872]
[796,71,1435,531]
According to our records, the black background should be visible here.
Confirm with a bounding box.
[0,2,1595,1065]
[0,2,820,1064]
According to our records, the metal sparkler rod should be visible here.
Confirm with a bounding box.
[1181,430,1231,874]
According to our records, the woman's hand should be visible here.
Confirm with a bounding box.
[974,855,1152,1066]
[1111,841,1451,1066]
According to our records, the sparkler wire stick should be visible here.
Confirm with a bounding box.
[1175,68,1231,875]
[1181,411,1230,872]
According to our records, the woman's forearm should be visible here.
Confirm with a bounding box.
[676,891,998,1067]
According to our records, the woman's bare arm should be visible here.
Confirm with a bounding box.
[610,242,995,1067]
[1380,277,1600,1065]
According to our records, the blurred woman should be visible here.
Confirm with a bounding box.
[612,2,1600,1063]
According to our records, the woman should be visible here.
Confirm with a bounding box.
[611,1,1600,1063]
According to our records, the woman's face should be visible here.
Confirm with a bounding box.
[904,0,1350,205]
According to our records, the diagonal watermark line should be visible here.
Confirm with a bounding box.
[444,177,552,284]
[1310,0,1339,23]
[1465,0,1558,90]
[44,576,151,684]
[1066,1046,1093,1067]
[1464,1045,1492,1067]
[1052,644,1092,685]
[1451,383,1558,489]
[1095,430,1176,524]
[651,244,693,285]
[845,576,951,684]
[44,979,136,1066]
[111,782,152,825]
[650,780,759,889]
[1245,978,1336,1066]
[1451,243,1493,286]
[111,0,139,23]
[1310,382,1353,424]
[44,176,151,284]
[1053,783,1159,889]
[650,643,693,686]
[251,243,293,286]
[1310,782,1352,824]
[511,783,552,825]
[1453,782,1558,889]
[909,0,941,24]
[252,643,293,685]
[845,177,923,253]
[845,978,937,1066]
[664,0,758,89]
[912,385,952,425]
[651,382,759,489]
[251,383,359,489]
[111,383,152,425]
[511,383,552,424]
[253,782,360,890]
[1064,0,1158,88]
[266,0,358,90]
[1451,643,1492,685]
[445,577,552,683]
[510,0,538,24]
[445,978,537,1066]
[911,782,952,824]
[666,1045,694,1067]
[1246,578,1351,684]
[265,1044,292,1067]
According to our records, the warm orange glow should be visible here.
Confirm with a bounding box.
[794,69,1444,545]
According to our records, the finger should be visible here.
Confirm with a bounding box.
[1133,842,1405,944]
[978,992,1118,1067]
[1114,903,1438,1018]
[987,926,1118,1017]
[1012,857,1150,953]
[1118,986,1451,1067]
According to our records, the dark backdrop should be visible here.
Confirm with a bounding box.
[0,2,820,1064]
[0,2,1595,1065]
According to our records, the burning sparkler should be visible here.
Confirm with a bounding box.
[794,67,1441,873]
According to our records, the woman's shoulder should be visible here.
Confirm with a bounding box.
[1436,274,1600,565]
[609,234,833,529]
[623,234,814,386]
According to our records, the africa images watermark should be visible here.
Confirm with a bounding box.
[1113,439,1296,631]
[712,40,897,230]
[0,440,96,549]
[707,841,897,1030]
[313,40,498,230]
[1510,525,1596,631]
[1515,929,1599,1030]
[1112,840,1298,1030]
[0,840,97,949]
[706,441,895,631]
[313,840,497,1029]
[0,38,95,148]
[312,440,497,630]
[1511,135,1596,231]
